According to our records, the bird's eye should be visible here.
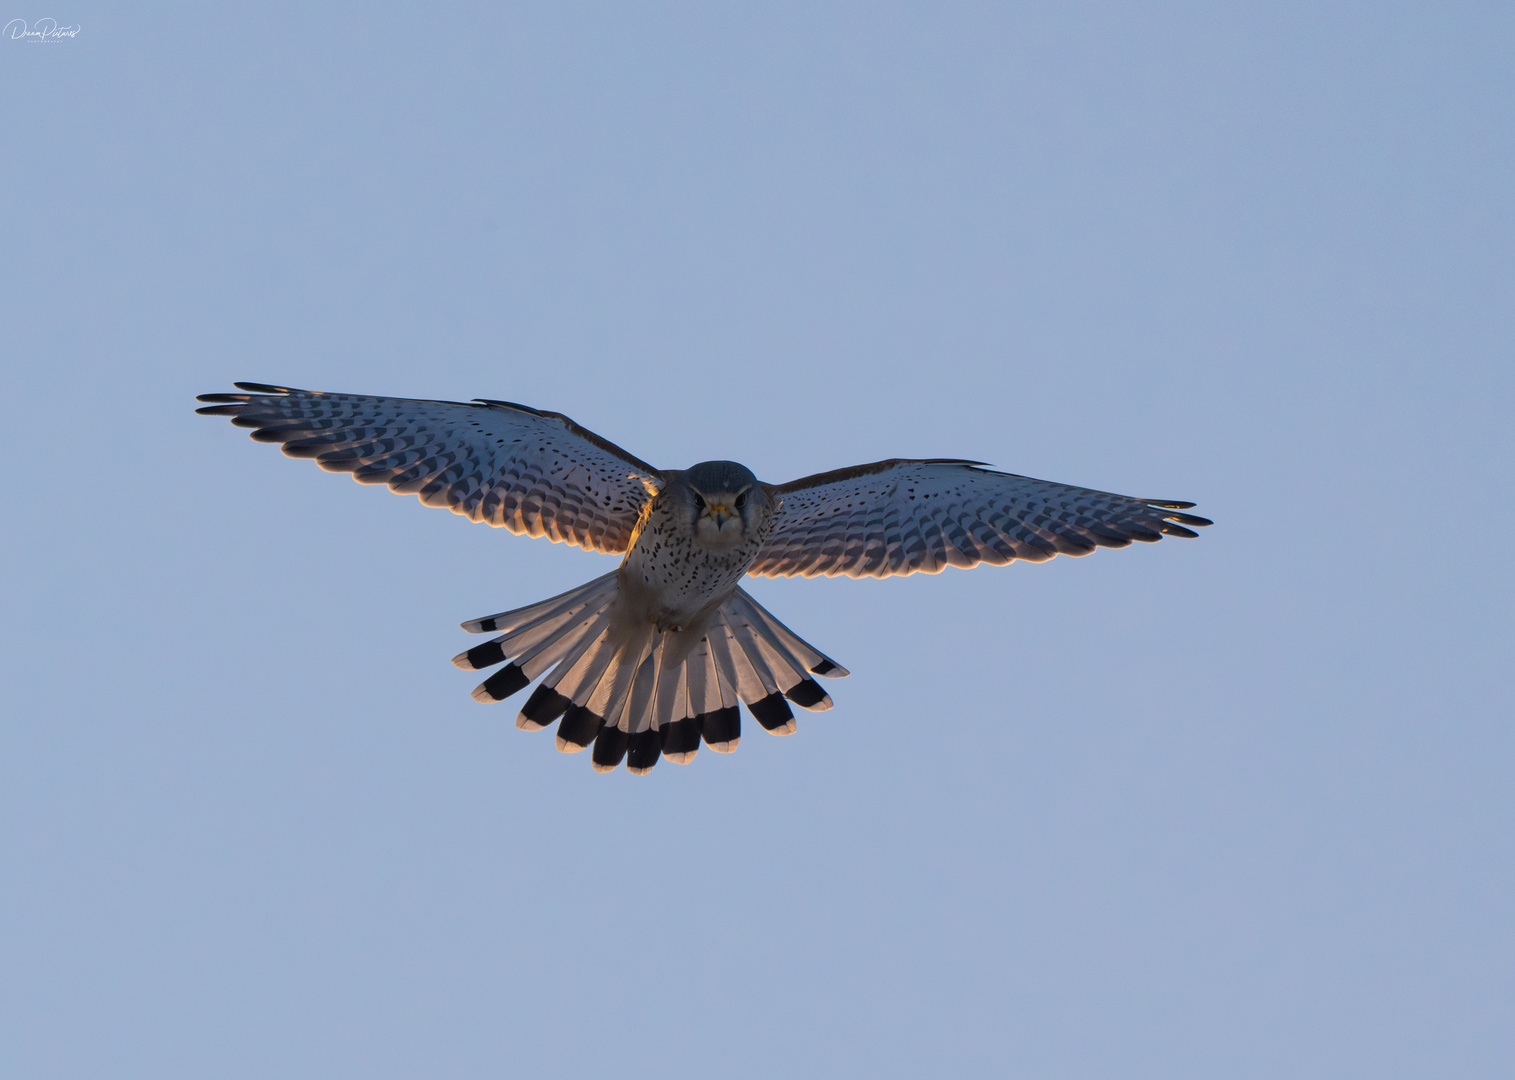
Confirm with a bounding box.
[734,491,748,510]
[692,493,706,510]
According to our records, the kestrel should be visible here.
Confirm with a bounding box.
[197,382,1211,774]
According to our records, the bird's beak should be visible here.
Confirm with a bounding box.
[709,504,732,528]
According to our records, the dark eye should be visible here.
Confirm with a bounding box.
[691,493,706,510]
[734,491,748,510]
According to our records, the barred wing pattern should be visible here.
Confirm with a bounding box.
[750,459,1211,579]
[196,383,662,554]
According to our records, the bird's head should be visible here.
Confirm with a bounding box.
[678,460,772,548]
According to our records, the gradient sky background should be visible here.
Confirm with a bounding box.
[3,3,1512,1077]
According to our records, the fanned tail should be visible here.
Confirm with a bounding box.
[456,576,846,774]
[453,571,621,706]
[719,587,848,719]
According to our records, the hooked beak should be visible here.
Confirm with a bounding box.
[709,504,732,528]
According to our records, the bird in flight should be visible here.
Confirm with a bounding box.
[197,382,1211,774]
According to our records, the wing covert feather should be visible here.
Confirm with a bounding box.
[197,383,661,553]
[750,459,1210,579]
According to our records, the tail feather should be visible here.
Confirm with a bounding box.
[591,724,629,771]
[460,572,617,635]
[548,631,622,752]
[518,684,571,731]
[720,613,802,732]
[686,638,724,717]
[707,618,768,704]
[454,601,600,674]
[728,588,849,678]
[652,648,690,736]
[546,627,618,707]
[701,626,749,752]
[494,602,600,665]
[455,574,619,707]
[556,704,604,752]
[586,632,656,733]
[455,574,846,774]
[466,609,613,706]
[716,613,782,695]
[691,640,739,756]
[661,636,723,764]
[698,705,741,753]
[725,591,837,711]
[626,729,662,773]
[517,610,612,682]
[595,652,659,772]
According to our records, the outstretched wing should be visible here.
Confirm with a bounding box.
[749,459,1211,579]
[196,382,662,554]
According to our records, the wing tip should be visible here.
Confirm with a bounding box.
[1143,501,1212,528]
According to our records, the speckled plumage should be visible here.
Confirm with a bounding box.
[751,458,1212,578]
[195,382,661,552]
[621,462,775,632]
[198,382,1212,774]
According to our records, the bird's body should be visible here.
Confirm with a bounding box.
[619,461,775,633]
[197,382,1211,774]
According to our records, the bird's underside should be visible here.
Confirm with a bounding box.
[197,382,1212,774]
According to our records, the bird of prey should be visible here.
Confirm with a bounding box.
[197,382,1211,774]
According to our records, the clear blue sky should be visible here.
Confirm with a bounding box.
[2,3,1511,1077]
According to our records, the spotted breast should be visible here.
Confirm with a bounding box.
[619,460,777,633]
